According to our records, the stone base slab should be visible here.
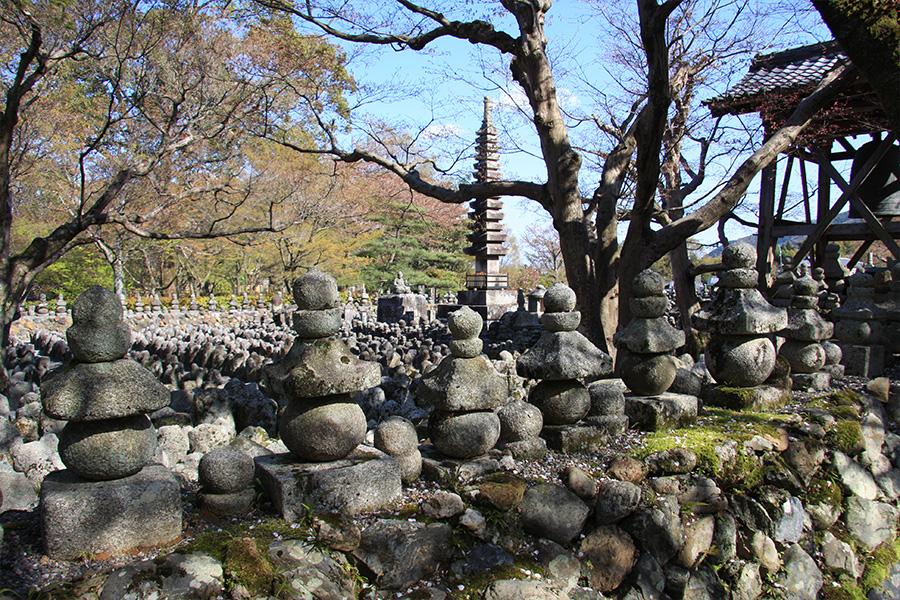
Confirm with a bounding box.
[255,446,401,520]
[541,424,611,453]
[40,465,182,560]
[498,438,547,460]
[582,415,630,436]
[625,393,698,431]
[839,343,884,378]
[704,384,791,411]
[420,446,510,485]
[823,364,846,379]
[791,371,832,391]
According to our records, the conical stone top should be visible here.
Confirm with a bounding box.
[692,242,787,335]
[518,284,613,380]
[66,285,132,363]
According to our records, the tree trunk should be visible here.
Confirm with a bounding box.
[669,243,700,356]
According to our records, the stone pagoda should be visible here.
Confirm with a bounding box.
[691,242,790,410]
[780,272,834,390]
[833,271,885,377]
[615,269,697,430]
[257,267,401,519]
[516,283,614,451]
[454,97,518,321]
[419,306,505,461]
[40,286,181,559]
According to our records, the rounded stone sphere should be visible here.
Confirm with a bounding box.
[449,337,483,358]
[280,400,366,461]
[58,414,154,480]
[67,321,131,363]
[705,335,776,387]
[718,268,758,289]
[429,410,500,459]
[292,267,339,310]
[198,445,255,494]
[541,311,581,332]
[834,319,882,345]
[498,399,544,442]
[629,296,668,319]
[778,340,826,374]
[722,242,756,269]
[822,340,843,365]
[618,352,678,396]
[529,380,590,425]
[374,416,419,456]
[292,308,342,339]
[71,286,124,326]
[632,269,665,298]
[448,306,483,340]
[793,277,819,297]
[395,449,423,483]
[543,283,577,313]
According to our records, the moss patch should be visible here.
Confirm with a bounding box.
[633,408,787,490]
[803,477,843,509]
[860,537,900,592]
[223,537,277,594]
[828,420,864,454]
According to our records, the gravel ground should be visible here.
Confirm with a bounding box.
[0,367,893,598]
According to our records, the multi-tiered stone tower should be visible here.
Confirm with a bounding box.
[456,97,518,321]
[257,268,402,518]
[40,286,181,559]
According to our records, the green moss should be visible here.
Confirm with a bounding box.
[803,477,843,508]
[829,405,860,421]
[223,537,276,594]
[860,538,900,591]
[829,420,863,454]
[822,575,866,600]
[450,555,542,600]
[633,408,783,489]
[184,519,309,563]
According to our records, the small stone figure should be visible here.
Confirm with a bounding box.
[393,271,411,294]
[208,293,218,311]
[151,293,162,313]
[614,270,696,430]
[133,294,144,313]
[189,293,199,312]
[374,416,422,483]
[36,293,49,315]
[271,292,284,326]
[170,292,180,312]
[822,242,849,295]
[229,294,240,312]
[692,242,790,410]
[55,293,67,315]
[198,445,256,518]
[418,306,505,459]
[257,268,401,517]
[257,292,267,310]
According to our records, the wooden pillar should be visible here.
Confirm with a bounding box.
[815,143,833,269]
[757,161,777,289]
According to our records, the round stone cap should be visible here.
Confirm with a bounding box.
[448,306,483,340]
[292,267,339,310]
[71,286,124,326]
[722,242,756,269]
[632,269,665,298]
[793,276,818,297]
[543,283,577,313]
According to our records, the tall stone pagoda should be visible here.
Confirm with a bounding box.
[456,97,518,321]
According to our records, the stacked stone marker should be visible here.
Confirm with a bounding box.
[780,272,834,391]
[418,306,505,459]
[880,263,900,360]
[257,267,401,518]
[691,242,790,411]
[614,269,697,430]
[832,271,885,377]
[516,283,613,452]
[40,286,180,559]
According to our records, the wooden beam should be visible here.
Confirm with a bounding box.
[773,221,900,239]
[776,155,793,220]
[817,146,900,258]
[790,136,898,267]
[758,162,777,287]
[847,240,874,270]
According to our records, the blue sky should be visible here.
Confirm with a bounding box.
[323,0,836,253]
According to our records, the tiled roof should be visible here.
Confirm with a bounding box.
[707,41,850,115]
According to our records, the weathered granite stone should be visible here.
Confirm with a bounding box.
[834,450,879,500]
[41,465,181,560]
[255,447,402,518]
[529,380,590,425]
[417,355,507,411]
[517,330,613,380]
[429,410,500,459]
[520,483,590,546]
[374,416,419,456]
[543,283,577,313]
[845,496,898,550]
[622,496,684,565]
[625,393,697,431]
[579,525,636,592]
[704,335,777,387]
[58,414,155,480]
[562,466,597,501]
[198,488,255,517]
[100,552,225,600]
[777,544,822,600]
[66,286,131,363]
[292,308,342,339]
[292,266,339,310]
[614,319,685,355]
[352,519,453,590]
[675,515,715,569]
[280,400,367,462]
[264,337,381,399]
[821,531,862,578]
[42,360,170,421]
[198,445,255,494]
[421,490,466,519]
[498,399,543,442]
[594,479,642,525]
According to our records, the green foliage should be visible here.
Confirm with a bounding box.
[356,200,469,292]
[829,420,863,454]
[30,245,113,299]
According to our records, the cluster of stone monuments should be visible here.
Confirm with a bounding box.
[3,240,900,598]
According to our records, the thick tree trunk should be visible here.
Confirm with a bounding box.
[669,243,700,356]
